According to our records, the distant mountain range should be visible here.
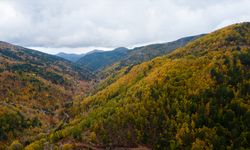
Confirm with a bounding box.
[63,34,204,72]
[56,50,103,62]
[76,47,130,71]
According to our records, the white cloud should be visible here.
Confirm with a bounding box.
[0,0,249,54]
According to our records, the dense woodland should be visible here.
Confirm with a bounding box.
[0,23,249,149]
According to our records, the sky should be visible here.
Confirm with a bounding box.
[0,0,250,54]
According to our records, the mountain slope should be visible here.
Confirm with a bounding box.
[0,41,94,80]
[26,22,250,149]
[0,42,93,148]
[97,35,204,88]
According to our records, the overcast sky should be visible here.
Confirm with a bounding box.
[0,0,250,54]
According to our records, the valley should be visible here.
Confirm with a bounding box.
[0,22,249,149]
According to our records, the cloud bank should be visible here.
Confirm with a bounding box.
[0,0,249,54]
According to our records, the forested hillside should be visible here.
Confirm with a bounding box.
[25,22,250,149]
[0,42,93,148]
[97,35,204,90]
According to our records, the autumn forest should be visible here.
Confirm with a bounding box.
[0,22,249,150]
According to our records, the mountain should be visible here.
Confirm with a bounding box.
[76,47,129,71]
[77,35,203,72]
[26,22,250,149]
[56,50,103,62]
[0,41,93,148]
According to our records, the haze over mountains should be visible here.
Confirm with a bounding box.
[0,22,250,149]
